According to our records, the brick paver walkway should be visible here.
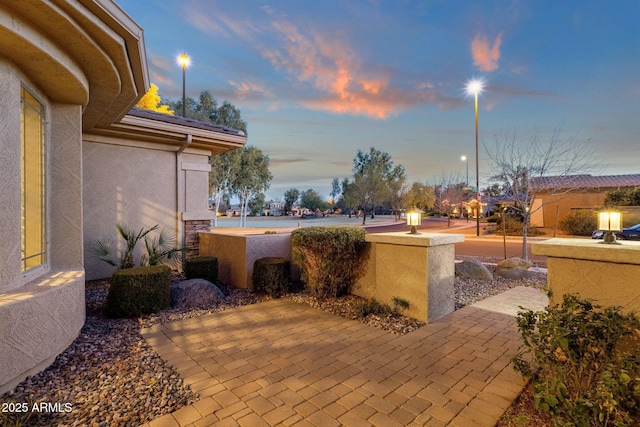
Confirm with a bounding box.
[141,287,547,426]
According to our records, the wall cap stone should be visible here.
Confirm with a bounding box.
[365,232,465,247]
[533,238,640,265]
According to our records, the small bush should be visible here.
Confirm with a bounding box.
[355,296,410,318]
[184,256,218,283]
[105,265,171,318]
[559,209,597,236]
[291,226,369,298]
[253,257,290,298]
[512,293,640,426]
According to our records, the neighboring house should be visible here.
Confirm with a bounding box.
[0,0,246,393]
[529,174,640,228]
[266,201,283,216]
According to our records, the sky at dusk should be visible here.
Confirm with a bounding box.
[116,0,639,201]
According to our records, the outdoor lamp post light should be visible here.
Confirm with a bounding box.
[461,155,469,186]
[406,207,424,234]
[177,53,190,117]
[466,79,484,237]
[599,211,622,244]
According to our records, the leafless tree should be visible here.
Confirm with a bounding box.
[485,126,597,259]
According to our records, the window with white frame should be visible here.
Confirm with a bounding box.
[21,86,46,271]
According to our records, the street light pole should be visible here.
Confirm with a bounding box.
[466,79,484,237]
[177,53,190,117]
[461,155,468,186]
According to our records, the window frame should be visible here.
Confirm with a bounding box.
[20,85,48,274]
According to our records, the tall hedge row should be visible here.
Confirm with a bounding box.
[291,226,369,298]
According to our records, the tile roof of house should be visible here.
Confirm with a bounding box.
[127,107,245,136]
[530,174,640,191]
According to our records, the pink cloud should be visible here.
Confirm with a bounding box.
[262,18,432,119]
[471,32,503,72]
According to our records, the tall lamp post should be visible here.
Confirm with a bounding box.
[466,79,484,237]
[461,155,468,186]
[177,53,190,117]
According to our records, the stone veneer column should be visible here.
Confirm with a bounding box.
[184,219,211,259]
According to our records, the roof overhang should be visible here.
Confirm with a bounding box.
[0,0,148,132]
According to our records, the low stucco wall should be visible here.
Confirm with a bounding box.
[199,231,294,289]
[532,238,640,313]
[0,269,85,394]
[201,229,463,323]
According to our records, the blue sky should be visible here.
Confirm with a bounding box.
[116,0,639,201]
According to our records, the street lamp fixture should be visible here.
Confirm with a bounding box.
[466,78,484,237]
[177,53,190,117]
[406,207,424,235]
[599,211,622,244]
[461,155,468,186]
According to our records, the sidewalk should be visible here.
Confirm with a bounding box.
[141,287,547,426]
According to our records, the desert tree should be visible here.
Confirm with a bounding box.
[405,182,436,213]
[135,83,174,115]
[284,188,300,214]
[231,146,273,227]
[430,173,470,227]
[344,147,406,224]
[486,126,596,259]
[209,149,242,226]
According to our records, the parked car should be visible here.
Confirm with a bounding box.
[592,223,640,240]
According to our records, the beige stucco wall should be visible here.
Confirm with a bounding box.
[356,233,462,323]
[82,139,177,279]
[199,231,294,289]
[0,61,85,394]
[82,138,215,280]
[533,238,640,313]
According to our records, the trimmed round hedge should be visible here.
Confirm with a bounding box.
[184,256,218,283]
[105,265,171,318]
[253,257,290,298]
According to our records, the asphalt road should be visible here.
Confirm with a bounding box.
[365,218,548,264]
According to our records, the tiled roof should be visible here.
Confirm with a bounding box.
[530,174,640,191]
[127,107,245,136]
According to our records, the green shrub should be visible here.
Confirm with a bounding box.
[512,293,640,426]
[184,256,218,283]
[291,226,369,298]
[105,265,171,318]
[354,296,410,318]
[559,209,597,236]
[252,257,290,298]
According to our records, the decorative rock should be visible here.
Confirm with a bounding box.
[495,257,537,280]
[171,279,225,309]
[455,258,493,281]
[495,267,539,280]
[496,257,533,270]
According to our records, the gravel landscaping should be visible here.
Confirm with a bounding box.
[1,259,546,426]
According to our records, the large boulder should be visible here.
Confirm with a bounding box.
[171,278,225,309]
[495,257,538,280]
[496,257,532,270]
[455,258,493,281]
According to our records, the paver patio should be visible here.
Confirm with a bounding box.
[140,287,547,426]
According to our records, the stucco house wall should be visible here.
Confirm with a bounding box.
[1,0,246,393]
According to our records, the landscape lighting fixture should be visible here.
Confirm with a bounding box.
[406,207,424,235]
[599,211,622,244]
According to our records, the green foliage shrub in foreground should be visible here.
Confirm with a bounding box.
[512,293,640,426]
[184,256,218,283]
[253,257,290,298]
[291,226,369,298]
[559,209,597,236]
[105,265,171,318]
